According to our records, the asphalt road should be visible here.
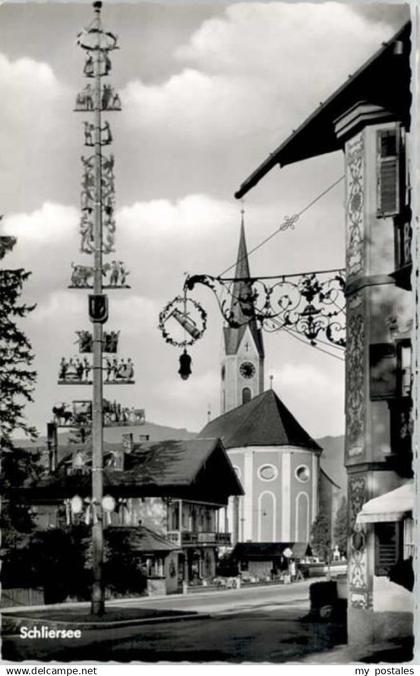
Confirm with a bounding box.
[2,580,347,663]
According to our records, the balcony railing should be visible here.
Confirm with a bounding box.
[167,530,231,547]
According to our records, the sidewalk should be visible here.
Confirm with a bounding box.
[297,636,414,664]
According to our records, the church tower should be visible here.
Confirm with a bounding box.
[221,217,264,413]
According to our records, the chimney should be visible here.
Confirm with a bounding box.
[47,422,58,471]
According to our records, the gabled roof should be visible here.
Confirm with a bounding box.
[25,438,243,502]
[199,389,321,451]
[107,526,181,553]
[224,221,264,358]
[235,21,411,199]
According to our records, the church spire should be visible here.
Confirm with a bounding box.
[230,207,254,326]
[223,211,264,359]
[221,211,265,413]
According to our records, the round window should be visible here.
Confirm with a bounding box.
[258,464,278,481]
[295,465,310,483]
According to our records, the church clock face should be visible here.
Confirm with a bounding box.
[239,361,256,379]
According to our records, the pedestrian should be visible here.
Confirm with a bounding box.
[289,559,296,582]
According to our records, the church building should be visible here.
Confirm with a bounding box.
[200,223,323,548]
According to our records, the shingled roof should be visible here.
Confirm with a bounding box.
[24,438,243,503]
[199,389,321,452]
[106,526,181,553]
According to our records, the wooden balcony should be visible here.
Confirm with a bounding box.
[167,530,231,547]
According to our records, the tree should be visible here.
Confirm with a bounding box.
[310,512,332,577]
[0,234,40,577]
[0,235,37,444]
[333,496,348,557]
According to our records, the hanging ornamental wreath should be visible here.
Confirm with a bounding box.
[158,295,207,348]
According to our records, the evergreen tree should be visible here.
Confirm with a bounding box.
[333,496,348,556]
[0,234,40,573]
[0,235,37,444]
[310,511,332,576]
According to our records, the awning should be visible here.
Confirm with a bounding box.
[356,480,414,524]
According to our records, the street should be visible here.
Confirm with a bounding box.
[2,580,347,662]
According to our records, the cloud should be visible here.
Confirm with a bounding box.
[110,295,158,336]
[0,54,62,117]
[0,53,73,213]
[123,67,270,142]
[2,202,78,244]
[32,290,84,323]
[122,3,397,146]
[118,194,238,241]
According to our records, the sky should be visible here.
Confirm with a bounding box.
[0,1,410,439]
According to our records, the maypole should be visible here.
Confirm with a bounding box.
[51,1,143,616]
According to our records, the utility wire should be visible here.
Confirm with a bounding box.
[219,175,345,276]
[281,325,345,362]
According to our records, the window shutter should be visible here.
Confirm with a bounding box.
[377,129,400,217]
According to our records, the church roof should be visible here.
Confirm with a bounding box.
[223,220,264,358]
[198,389,321,451]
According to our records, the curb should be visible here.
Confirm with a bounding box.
[2,578,319,613]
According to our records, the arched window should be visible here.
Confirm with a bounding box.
[295,492,310,542]
[242,387,252,404]
[258,491,276,541]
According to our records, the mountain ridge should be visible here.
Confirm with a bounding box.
[15,425,346,491]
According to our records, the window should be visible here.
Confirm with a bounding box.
[258,464,278,481]
[295,465,310,483]
[369,343,397,401]
[242,387,252,404]
[170,504,179,531]
[397,340,412,398]
[377,128,401,217]
[403,518,414,559]
[394,218,412,279]
[374,522,402,576]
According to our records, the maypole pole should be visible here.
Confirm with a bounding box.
[74,0,122,616]
[54,0,141,617]
[91,0,105,617]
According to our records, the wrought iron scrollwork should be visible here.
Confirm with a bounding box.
[183,270,346,347]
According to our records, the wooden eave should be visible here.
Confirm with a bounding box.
[235,21,411,199]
